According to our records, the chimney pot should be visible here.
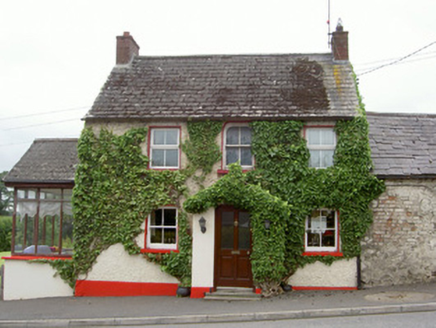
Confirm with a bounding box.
[336,18,344,32]
[331,19,348,61]
[116,31,140,65]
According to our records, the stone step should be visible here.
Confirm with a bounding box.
[204,287,261,301]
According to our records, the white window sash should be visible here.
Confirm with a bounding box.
[224,124,253,169]
[305,210,338,252]
[306,127,336,168]
[147,208,178,250]
[150,128,180,169]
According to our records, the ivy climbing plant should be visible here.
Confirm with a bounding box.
[51,121,224,290]
[48,96,384,297]
[183,110,384,295]
[182,120,223,185]
[247,114,385,282]
[51,127,191,288]
[183,164,290,293]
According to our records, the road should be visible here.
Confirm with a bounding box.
[159,311,436,328]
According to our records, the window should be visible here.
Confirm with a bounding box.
[150,128,180,169]
[146,207,178,250]
[305,209,339,253]
[224,124,253,169]
[13,188,74,256]
[306,127,336,168]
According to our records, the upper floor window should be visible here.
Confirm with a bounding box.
[150,128,180,169]
[305,209,339,252]
[13,188,74,256]
[306,127,336,168]
[146,207,178,251]
[224,124,253,169]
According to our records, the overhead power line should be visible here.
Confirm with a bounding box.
[354,53,436,75]
[355,50,436,68]
[0,140,33,148]
[0,134,81,148]
[3,118,81,131]
[358,40,436,76]
[0,106,89,122]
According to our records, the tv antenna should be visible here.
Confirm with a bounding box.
[327,0,331,48]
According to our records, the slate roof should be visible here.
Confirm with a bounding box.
[3,139,78,185]
[86,53,359,121]
[367,112,436,178]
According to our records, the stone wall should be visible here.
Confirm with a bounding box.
[361,179,436,286]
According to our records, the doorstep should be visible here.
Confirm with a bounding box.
[204,287,261,301]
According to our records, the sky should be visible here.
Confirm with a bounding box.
[1,0,436,172]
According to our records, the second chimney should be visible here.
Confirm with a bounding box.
[116,32,140,65]
[331,20,348,61]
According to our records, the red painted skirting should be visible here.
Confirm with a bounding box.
[292,286,357,291]
[190,287,211,298]
[75,280,179,297]
[2,255,72,261]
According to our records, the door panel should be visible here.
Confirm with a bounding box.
[237,256,250,278]
[215,205,253,288]
[220,256,233,278]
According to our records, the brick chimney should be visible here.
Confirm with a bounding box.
[331,20,348,61]
[116,32,140,65]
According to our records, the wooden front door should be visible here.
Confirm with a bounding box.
[215,205,253,287]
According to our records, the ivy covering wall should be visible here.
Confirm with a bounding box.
[247,114,385,281]
[183,164,290,290]
[51,122,223,289]
[50,108,383,296]
[183,114,384,295]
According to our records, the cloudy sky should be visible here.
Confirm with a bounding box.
[1,0,436,172]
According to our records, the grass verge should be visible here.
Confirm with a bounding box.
[0,251,10,267]
[0,251,10,291]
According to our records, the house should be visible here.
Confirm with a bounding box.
[2,139,77,300]
[362,112,436,287]
[4,24,432,301]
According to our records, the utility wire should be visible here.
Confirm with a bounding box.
[0,134,81,148]
[2,118,81,131]
[0,140,34,148]
[0,106,89,121]
[354,53,436,75]
[358,40,436,76]
[355,50,436,68]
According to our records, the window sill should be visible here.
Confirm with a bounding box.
[140,248,179,254]
[148,168,180,171]
[2,255,73,261]
[302,251,343,257]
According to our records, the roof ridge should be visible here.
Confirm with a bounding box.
[132,52,333,60]
[34,138,79,142]
[366,111,436,118]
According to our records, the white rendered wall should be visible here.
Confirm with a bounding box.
[191,208,215,288]
[80,243,179,283]
[288,258,357,288]
[3,260,74,300]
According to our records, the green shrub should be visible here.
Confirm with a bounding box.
[0,216,12,252]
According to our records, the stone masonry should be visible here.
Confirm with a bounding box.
[361,179,436,287]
